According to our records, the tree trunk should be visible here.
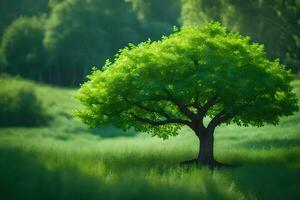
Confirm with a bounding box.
[197,128,215,167]
[180,127,237,168]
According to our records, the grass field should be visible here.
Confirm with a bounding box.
[0,80,300,200]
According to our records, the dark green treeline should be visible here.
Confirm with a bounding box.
[0,0,299,86]
[181,0,300,73]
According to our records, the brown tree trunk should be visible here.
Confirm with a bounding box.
[180,127,237,168]
[197,128,215,167]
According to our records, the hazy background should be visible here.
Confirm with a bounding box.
[0,0,299,86]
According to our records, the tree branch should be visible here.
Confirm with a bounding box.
[122,97,173,119]
[188,93,201,110]
[164,88,196,120]
[207,92,264,129]
[128,112,190,126]
[122,96,191,126]
[207,109,227,129]
[197,95,220,118]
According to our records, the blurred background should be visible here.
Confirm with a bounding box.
[0,0,299,87]
[0,2,300,199]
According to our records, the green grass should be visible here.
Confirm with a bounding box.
[0,75,49,126]
[0,80,300,200]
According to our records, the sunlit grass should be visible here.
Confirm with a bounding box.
[0,80,300,200]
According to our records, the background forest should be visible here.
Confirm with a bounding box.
[0,0,299,86]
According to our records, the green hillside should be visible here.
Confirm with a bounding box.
[0,78,299,200]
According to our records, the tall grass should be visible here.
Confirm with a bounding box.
[0,79,299,200]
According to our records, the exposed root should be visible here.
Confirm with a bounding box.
[180,158,240,169]
[208,160,240,169]
[179,159,197,167]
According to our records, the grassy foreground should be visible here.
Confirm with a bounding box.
[0,80,300,200]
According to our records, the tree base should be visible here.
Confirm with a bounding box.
[180,159,239,169]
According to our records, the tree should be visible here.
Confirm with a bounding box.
[75,22,299,168]
[128,0,180,40]
[0,16,47,81]
[180,0,300,72]
[44,0,142,86]
[229,0,300,73]
[0,0,49,37]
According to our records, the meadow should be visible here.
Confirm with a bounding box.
[0,78,300,200]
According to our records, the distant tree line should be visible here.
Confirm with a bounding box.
[0,0,180,86]
[0,0,299,86]
[181,0,300,72]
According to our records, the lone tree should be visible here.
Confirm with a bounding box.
[76,23,298,168]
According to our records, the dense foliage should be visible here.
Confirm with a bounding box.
[0,0,178,86]
[181,0,300,72]
[0,75,48,127]
[0,0,49,36]
[0,16,46,80]
[0,0,299,86]
[43,0,141,85]
[128,0,180,39]
[76,22,298,138]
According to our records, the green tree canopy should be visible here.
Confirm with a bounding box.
[0,16,46,80]
[76,22,298,167]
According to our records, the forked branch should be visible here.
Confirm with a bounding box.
[129,112,190,126]
[196,95,220,119]
[164,88,196,120]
